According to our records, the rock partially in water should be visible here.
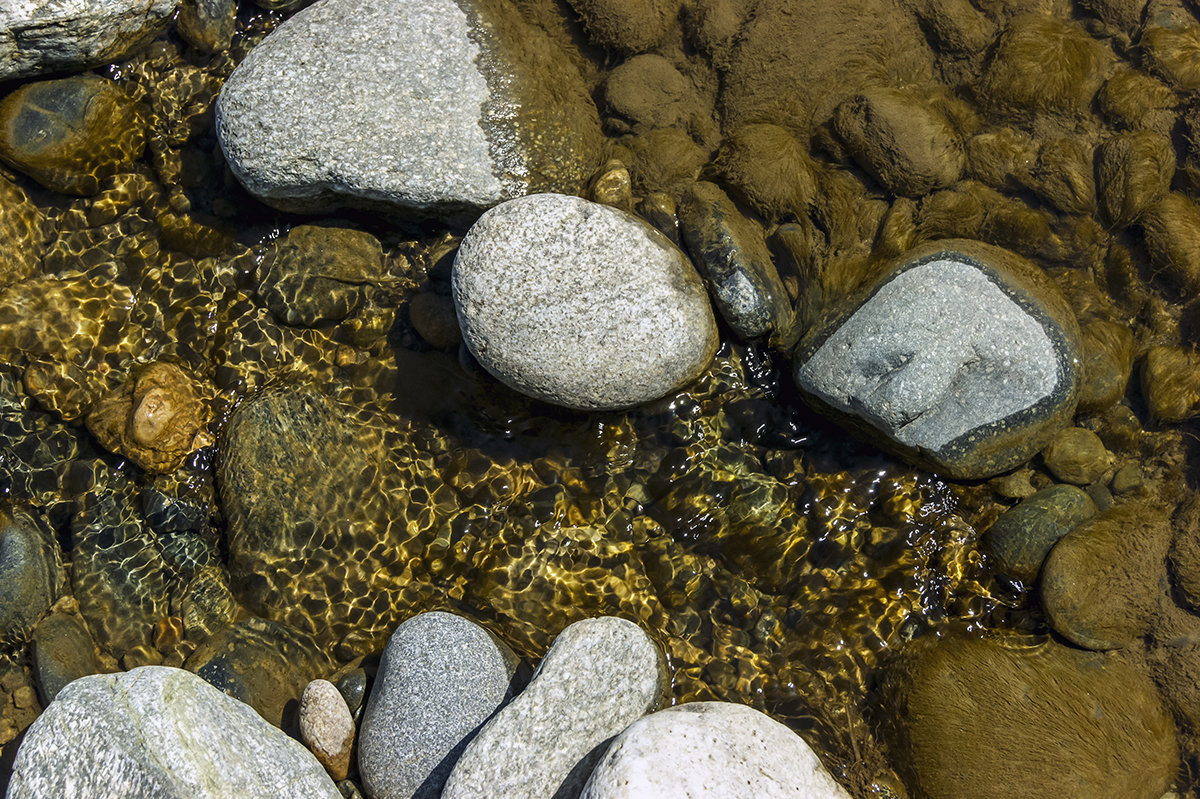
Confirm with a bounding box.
[0,507,62,641]
[1096,131,1174,228]
[833,88,963,198]
[793,239,1081,480]
[1040,426,1113,485]
[1040,502,1170,650]
[453,193,718,410]
[442,617,666,799]
[85,361,212,474]
[0,0,177,81]
[6,666,341,798]
[1078,317,1134,414]
[580,701,851,799]
[679,181,792,344]
[216,0,602,215]
[880,631,1178,799]
[300,679,355,781]
[32,611,103,705]
[0,75,145,196]
[358,611,522,799]
[983,484,1096,583]
[1141,345,1200,423]
[258,225,387,328]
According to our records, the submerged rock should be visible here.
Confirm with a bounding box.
[1096,131,1174,228]
[6,666,341,798]
[709,123,817,220]
[453,193,718,410]
[567,0,679,53]
[442,617,666,799]
[1141,345,1200,423]
[580,701,851,799]
[983,484,1095,583]
[358,611,522,799]
[0,507,62,641]
[32,610,103,705]
[216,0,602,214]
[1078,317,1134,414]
[176,0,236,53]
[0,174,48,290]
[881,631,1178,799]
[1040,427,1112,485]
[793,239,1081,479]
[0,0,177,81]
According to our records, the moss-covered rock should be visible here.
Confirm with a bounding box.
[1142,193,1200,292]
[1040,426,1113,485]
[1078,317,1134,414]
[1096,131,1174,228]
[565,0,680,54]
[1141,344,1200,423]
[1141,21,1200,91]
[709,123,817,220]
[983,484,1095,583]
[626,128,708,199]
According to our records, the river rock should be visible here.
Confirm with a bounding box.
[679,181,793,344]
[6,666,341,798]
[300,679,355,781]
[1143,345,1200,423]
[441,617,667,799]
[580,701,851,799]
[453,193,718,410]
[881,631,1177,799]
[1096,131,1174,228]
[0,174,48,290]
[1040,502,1170,650]
[1040,426,1113,485]
[176,0,236,53]
[0,75,145,195]
[0,506,62,640]
[216,0,603,215]
[983,484,1096,583]
[258,225,386,327]
[793,239,1081,480]
[709,123,818,220]
[1078,317,1134,414]
[32,611,102,704]
[358,611,522,799]
[0,0,177,81]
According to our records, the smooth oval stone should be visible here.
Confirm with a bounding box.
[358,611,522,799]
[794,238,1081,479]
[580,701,851,799]
[216,0,602,215]
[441,617,667,799]
[6,666,341,798]
[679,180,792,344]
[0,507,62,639]
[1041,426,1112,485]
[453,193,718,410]
[32,612,102,705]
[300,679,355,781]
[983,484,1096,583]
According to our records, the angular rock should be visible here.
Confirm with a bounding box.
[32,612,103,705]
[0,0,177,81]
[794,239,1081,479]
[881,631,1177,799]
[453,193,718,410]
[300,679,355,781]
[442,617,666,799]
[983,484,1096,583]
[358,611,522,799]
[0,75,145,195]
[216,0,603,214]
[679,181,793,344]
[6,666,341,798]
[580,701,851,799]
[0,507,62,640]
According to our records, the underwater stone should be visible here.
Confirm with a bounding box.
[579,701,851,799]
[258,225,386,328]
[602,55,701,137]
[1143,193,1200,293]
[442,617,667,799]
[176,0,235,54]
[567,0,679,53]
[679,181,793,344]
[358,611,522,799]
[453,193,718,410]
[1096,131,1174,228]
[1078,317,1134,414]
[1142,345,1200,423]
[983,484,1095,583]
[1040,426,1112,485]
[794,238,1081,480]
[6,666,341,799]
[32,612,102,705]
[0,0,177,81]
[0,173,48,290]
[0,507,62,641]
[216,0,602,215]
[710,123,818,220]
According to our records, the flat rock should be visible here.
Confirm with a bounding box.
[6,666,341,798]
[358,611,522,799]
[794,239,1081,479]
[0,0,177,81]
[453,193,718,410]
[216,0,602,215]
[441,617,666,799]
[580,701,851,799]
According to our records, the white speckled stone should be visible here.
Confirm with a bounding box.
[6,666,341,799]
[581,702,852,799]
[215,0,601,214]
[299,679,355,781]
[441,617,667,799]
[453,193,718,410]
[0,0,177,81]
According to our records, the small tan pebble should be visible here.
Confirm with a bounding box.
[12,686,37,710]
[300,678,356,781]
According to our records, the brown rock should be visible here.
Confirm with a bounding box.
[409,292,462,350]
[1096,131,1174,228]
[1142,193,1200,292]
[1077,318,1134,414]
[710,123,818,219]
[625,128,707,199]
[565,0,680,53]
[299,679,356,780]
[1041,427,1113,485]
[1098,67,1178,132]
[1142,345,1200,423]
[602,55,704,137]
[0,173,47,290]
[1142,21,1200,91]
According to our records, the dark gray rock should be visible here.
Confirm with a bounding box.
[441,617,666,799]
[358,612,522,799]
[453,193,718,410]
[216,0,602,215]
[0,507,62,639]
[794,239,1081,479]
[679,181,792,344]
[983,485,1096,582]
[32,612,102,705]
[6,666,341,798]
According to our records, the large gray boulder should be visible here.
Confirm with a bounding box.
[441,617,667,799]
[0,0,177,81]
[6,666,341,798]
[215,0,603,215]
[453,193,718,410]
[581,702,851,799]
[358,612,522,799]
[794,239,1081,479]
